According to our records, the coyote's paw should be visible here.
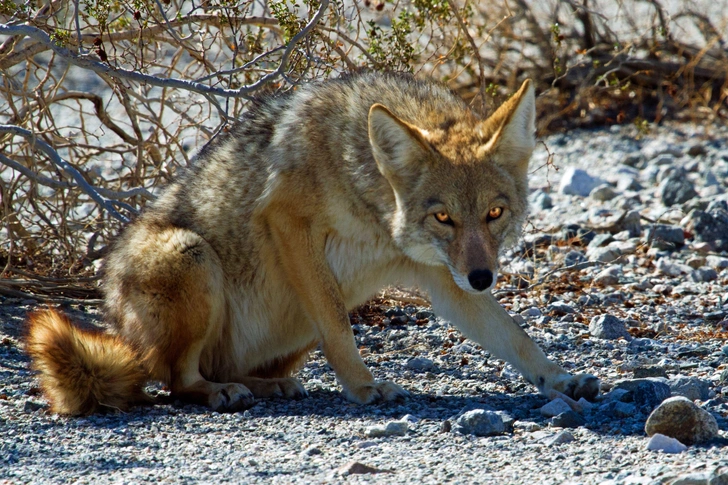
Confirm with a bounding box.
[209,383,255,412]
[548,373,600,401]
[344,380,409,404]
[246,377,308,399]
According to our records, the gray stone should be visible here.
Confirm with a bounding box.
[594,266,621,286]
[590,184,618,201]
[520,307,542,318]
[589,314,630,340]
[588,233,614,248]
[547,302,575,315]
[615,378,671,411]
[616,176,643,192]
[689,208,728,252]
[707,255,728,268]
[405,357,434,372]
[600,401,637,418]
[660,172,698,206]
[653,153,677,166]
[614,210,643,237]
[668,376,712,401]
[452,409,512,437]
[544,430,575,446]
[23,400,45,413]
[540,398,572,417]
[559,168,604,197]
[365,420,408,437]
[645,224,685,250]
[646,433,687,454]
[622,153,643,167]
[550,411,586,428]
[691,267,718,283]
[645,396,719,445]
[530,190,553,210]
[710,467,728,485]
[655,258,691,276]
[563,250,587,266]
[301,445,323,456]
[586,246,622,263]
[633,365,669,379]
[338,461,389,476]
[705,171,720,187]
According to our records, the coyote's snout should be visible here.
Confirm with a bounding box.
[27,72,599,415]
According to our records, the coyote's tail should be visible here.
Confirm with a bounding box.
[26,309,151,415]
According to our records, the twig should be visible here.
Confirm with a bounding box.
[0,285,103,305]
[494,261,604,297]
[446,0,487,113]
[0,1,328,99]
[0,15,280,70]
[0,124,132,222]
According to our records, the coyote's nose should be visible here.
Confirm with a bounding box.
[467,269,493,292]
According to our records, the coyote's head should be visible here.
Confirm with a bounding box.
[368,80,535,294]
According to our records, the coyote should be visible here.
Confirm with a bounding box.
[27,72,599,415]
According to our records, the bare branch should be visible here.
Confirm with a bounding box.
[0,1,328,98]
[0,124,133,222]
[0,15,280,70]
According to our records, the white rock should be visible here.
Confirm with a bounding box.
[586,246,622,263]
[540,398,572,417]
[545,430,576,446]
[577,398,594,411]
[559,167,604,197]
[646,433,687,453]
[365,420,408,437]
[520,307,542,318]
[656,258,691,276]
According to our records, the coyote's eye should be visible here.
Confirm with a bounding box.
[487,207,503,221]
[434,212,453,225]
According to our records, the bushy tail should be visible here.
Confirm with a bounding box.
[26,309,151,415]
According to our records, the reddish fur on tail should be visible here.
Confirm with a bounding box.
[26,309,151,415]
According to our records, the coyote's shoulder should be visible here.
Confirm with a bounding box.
[27,72,599,415]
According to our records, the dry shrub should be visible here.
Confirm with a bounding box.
[0,0,726,299]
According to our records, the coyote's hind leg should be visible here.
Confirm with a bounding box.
[106,226,254,412]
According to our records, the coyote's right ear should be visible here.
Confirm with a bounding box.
[477,79,536,180]
[368,104,432,187]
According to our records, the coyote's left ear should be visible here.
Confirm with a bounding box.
[478,79,536,180]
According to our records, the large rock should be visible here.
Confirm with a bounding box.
[452,409,513,437]
[645,396,719,445]
[668,376,712,402]
[646,433,687,454]
[659,171,698,206]
[589,314,630,340]
[689,205,728,252]
[586,246,622,263]
[365,420,408,437]
[559,168,604,197]
[615,378,671,411]
[645,224,685,250]
[540,398,572,417]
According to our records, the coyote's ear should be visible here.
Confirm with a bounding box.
[478,79,536,180]
[368,104,432,186]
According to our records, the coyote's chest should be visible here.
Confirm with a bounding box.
[324,211,402,308]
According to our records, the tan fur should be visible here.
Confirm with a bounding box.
[26,73,598,415]
[26,309,150,414]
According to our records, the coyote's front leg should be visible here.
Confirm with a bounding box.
[268,214,408,404]
[427,269,599,400]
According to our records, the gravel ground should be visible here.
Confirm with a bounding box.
[2,121,728,484]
